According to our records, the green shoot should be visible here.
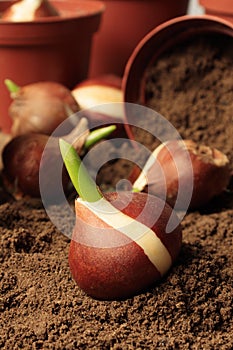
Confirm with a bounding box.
[59,139,103,202]
[4,79,20,94]
[84,125,116,149]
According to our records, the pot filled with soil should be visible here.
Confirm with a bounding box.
[0,0,105,133]
[123,15,233,145]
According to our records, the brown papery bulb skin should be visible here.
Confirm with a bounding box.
[34,0,59,18]
[1,0,59,21]
[185,140,230,208]
[2,134,49,197]
[9,82,80,136]
[69,191,182,300]
[2,117,89,198]
[2,133,70,198]
[140,140,231,210]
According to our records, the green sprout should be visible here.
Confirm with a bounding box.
[59,139,103,202]
[5,79,20,94]
[84,125,116,149]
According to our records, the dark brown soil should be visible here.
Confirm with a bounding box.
[1,33,233,349]
[133,33,233,164]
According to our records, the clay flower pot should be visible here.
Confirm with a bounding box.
[0,0,105,133]
[88,0,189,78]
[199,0,233,24]
[122,15,233,137]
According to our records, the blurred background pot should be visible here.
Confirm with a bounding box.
[0,0,104,133]
[87,0,189,78]
[122,15,233,139]
[199,0,233,24]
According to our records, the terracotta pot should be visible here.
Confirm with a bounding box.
[0,0,104,133]
[199,0,233,24]
[88,0,189,78]
[122,15,233,138]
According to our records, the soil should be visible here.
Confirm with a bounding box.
[1,33,233,349]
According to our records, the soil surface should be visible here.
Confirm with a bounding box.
[1,33,233,349]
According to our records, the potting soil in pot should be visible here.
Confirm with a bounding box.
[142,33,233,157]
[1,33,233,348]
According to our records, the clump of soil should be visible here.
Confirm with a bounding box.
[1,33,233,349]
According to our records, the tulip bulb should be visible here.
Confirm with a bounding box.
[132,139,231,210]
[1,0,59,22]
[5,80,80,136]
[2,119,116,199]
[72,75,125,135]
[59,139,182,300]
